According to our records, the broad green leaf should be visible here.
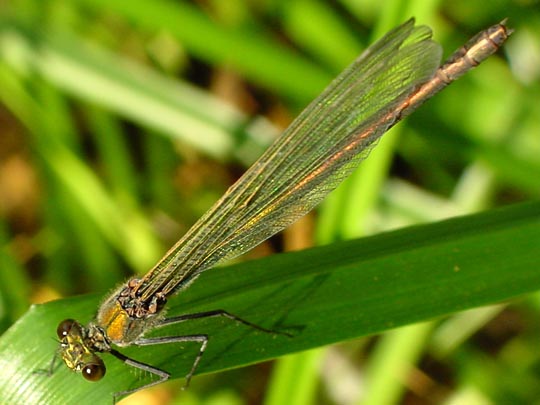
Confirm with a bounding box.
[0,201,538,404]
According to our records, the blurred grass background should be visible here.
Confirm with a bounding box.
[0,0,539,404]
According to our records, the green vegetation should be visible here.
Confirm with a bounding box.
[0,0,538,404]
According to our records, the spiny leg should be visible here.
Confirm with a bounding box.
[134,334,208,389]
[113,311,290,401]
[110,334,206,403]
[159,309,292,337]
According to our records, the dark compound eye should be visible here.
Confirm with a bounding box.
[82,358,106,382]
[56,319,76,339]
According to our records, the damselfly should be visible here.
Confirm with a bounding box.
[49,18,511,402]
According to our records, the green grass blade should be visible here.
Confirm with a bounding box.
[0,201,538,404]
[0,25,269,162]
[72,0,332,101]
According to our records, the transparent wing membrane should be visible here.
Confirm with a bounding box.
[137,19,443,299]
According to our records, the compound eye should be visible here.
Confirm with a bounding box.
[82,358,106,381]
[57,319,76,339]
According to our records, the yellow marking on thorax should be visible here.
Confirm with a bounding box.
[98,300,130,342]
